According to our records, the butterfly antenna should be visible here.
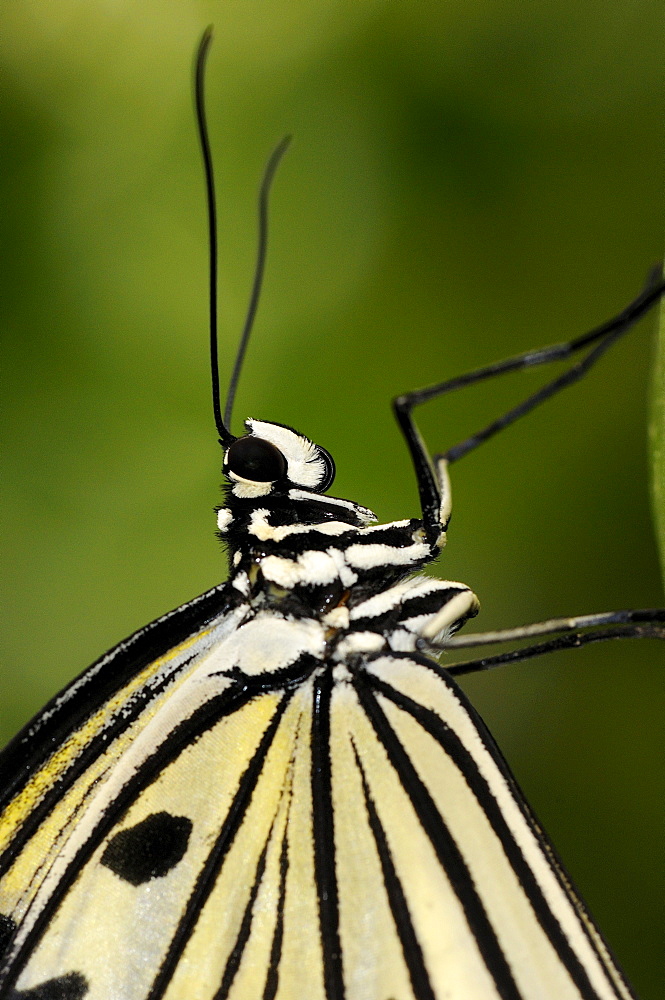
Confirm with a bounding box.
[195,27,233,446]
[223,135,292,430]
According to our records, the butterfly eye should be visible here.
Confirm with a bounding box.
[226,436,287,482]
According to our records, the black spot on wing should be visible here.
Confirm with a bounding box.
[4,686,290,999]
[101,812,192,886]
[0,914,17,962]
[9,972,88,999]
[0,652,204,886]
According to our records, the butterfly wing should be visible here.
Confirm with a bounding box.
[0,605,635,1000]
[335,653,634,1000]
[0,584,235,813]
[0,584,241,993]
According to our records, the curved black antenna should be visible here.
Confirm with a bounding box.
[224,134,292,431]
[194,27,233,446]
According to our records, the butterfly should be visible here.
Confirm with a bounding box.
[0,28,663,1000]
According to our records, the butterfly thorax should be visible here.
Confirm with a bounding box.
[216,418,479,660]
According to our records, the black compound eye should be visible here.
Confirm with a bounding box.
[226,436,287,482]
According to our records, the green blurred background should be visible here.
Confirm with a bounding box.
[1,2,663,995]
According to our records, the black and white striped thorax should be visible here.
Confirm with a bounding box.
[215,418,479,668]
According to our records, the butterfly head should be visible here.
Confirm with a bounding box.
[217,418,375,543]
[223,419,335,498]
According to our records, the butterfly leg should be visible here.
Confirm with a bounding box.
[393,268,664,540]
[439,608,665,676]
